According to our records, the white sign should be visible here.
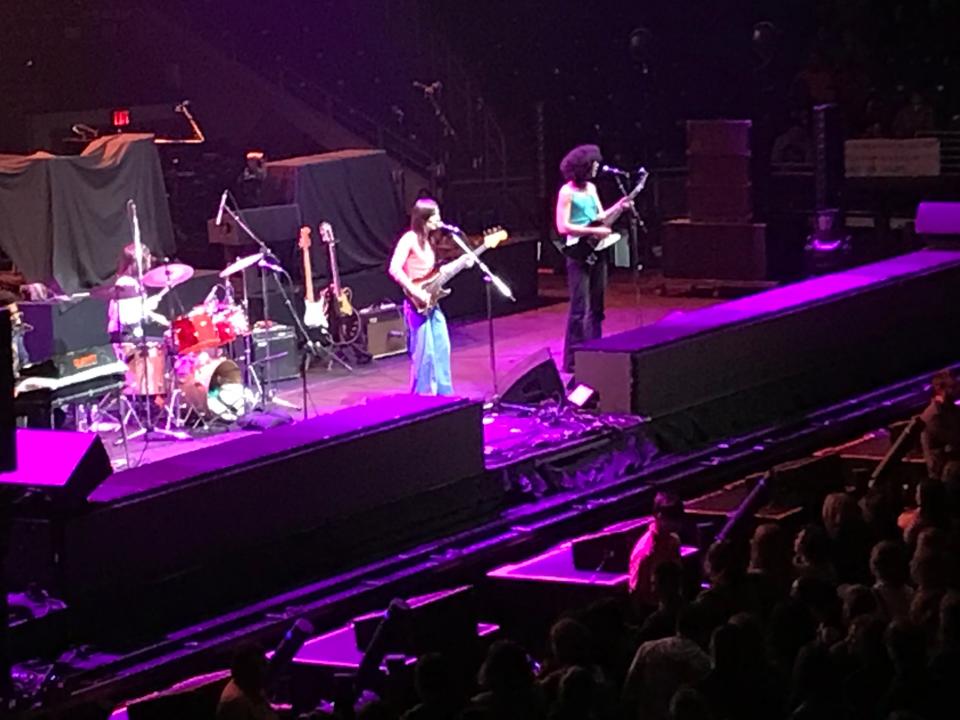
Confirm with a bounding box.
[845,138,940,177]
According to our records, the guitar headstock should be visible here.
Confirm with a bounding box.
[298,225,312,250]
[482,226,509,249]
[318,222,336,245]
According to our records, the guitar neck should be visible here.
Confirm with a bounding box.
[302,246,315,301]
[439,243,492,284]
[327,243,342,294]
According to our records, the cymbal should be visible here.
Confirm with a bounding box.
[143,262,194,288]
[90,278,142,300]
[220,252,264,278]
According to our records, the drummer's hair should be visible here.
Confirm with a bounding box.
[0,289,19,307]
[410,198,439,238]
[117,243,154,277]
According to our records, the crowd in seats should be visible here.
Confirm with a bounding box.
[229,370,959,720]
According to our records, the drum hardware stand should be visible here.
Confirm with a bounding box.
[123,200,191,444]
[447,228,515,404]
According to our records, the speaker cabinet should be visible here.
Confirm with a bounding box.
[663,220,768,280]
[500,348,565,405]
[361,305,407,358]
[1,429,112,504]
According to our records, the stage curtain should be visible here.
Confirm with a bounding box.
[265,149,405,282]
[0,134,175,293]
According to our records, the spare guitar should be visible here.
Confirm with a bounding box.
[405,227,509,314]
[297,226,328,329]
[563,168,649,263]
[317,222,361,345]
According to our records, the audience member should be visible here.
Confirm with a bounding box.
[919,370,960,481]
[869,540,914,620]
[898,479,950,548]
[793,525,838,586]
[636,561,685,645]
[401,653,459,720]
[216,645,278,720]
[668,688,712,720]
[821,492,871,584]
[747,523,793,618]
[622,604,711,720]
[628,493,684,612]
[466,640,545,720]
[879,619,937,719]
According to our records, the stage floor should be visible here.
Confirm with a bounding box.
[103,272,720,470]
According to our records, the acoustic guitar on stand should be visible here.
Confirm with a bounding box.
[297,226,328,329]
[317,222,362,345]
[405,227,509,314]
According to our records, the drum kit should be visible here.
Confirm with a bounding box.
[97,251,276,435]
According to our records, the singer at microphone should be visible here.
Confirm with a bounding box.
[554,144,636,374]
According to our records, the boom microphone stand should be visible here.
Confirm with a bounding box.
[446,228,515,401]
[611,174,646,308]
[220,194,349,413]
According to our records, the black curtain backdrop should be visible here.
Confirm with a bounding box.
[0,134,175,293]
[264,150,405,283]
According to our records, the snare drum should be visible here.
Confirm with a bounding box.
[213,303,250,345]
[172,310,220,355]
[122,342,167,396]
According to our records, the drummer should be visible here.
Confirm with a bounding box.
[107,243,171,341]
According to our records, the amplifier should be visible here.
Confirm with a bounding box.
[360,304,407,359]
[248,325,300,383]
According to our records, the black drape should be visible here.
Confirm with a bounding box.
[0,134,175,293]
[264,149,405,282]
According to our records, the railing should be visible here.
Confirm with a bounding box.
[281,69,435,174]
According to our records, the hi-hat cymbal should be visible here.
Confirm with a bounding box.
[142,262,194,288]
[90,277,142,300]
[220,252,264,278]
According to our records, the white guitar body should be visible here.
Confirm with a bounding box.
[303,298,327,329]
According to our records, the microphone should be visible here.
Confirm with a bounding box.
[437,222,462,235]
[259,258,286,275]
[600,164,630,177]
[126,199,137,216]
[215,189,228,226]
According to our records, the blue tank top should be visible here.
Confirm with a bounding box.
[569,187,599,226]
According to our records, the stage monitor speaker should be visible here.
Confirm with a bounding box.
[353,585,477,656]
[0,429,112,504]
[500,348,565,405]
[0,309,14,471]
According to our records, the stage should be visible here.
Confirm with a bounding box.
[98,272,719,470]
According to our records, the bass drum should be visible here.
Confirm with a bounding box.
[180,358,256,422]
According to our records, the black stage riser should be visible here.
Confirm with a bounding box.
[6,397,490,627]
[577,251,960,450]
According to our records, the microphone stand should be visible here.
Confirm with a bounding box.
[612,174,647,310]
[446,229,515,402]
[125,200,190,443]
[222,197,349,416]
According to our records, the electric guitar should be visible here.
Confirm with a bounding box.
[317,222,361,345]
[406,227,509,314]
[564,168,649,262]
[297,226,328,329]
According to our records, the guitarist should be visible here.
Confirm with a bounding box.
[555,144,632,375]
[389,198,471,396]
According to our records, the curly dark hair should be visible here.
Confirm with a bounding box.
[559,144,602,186]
